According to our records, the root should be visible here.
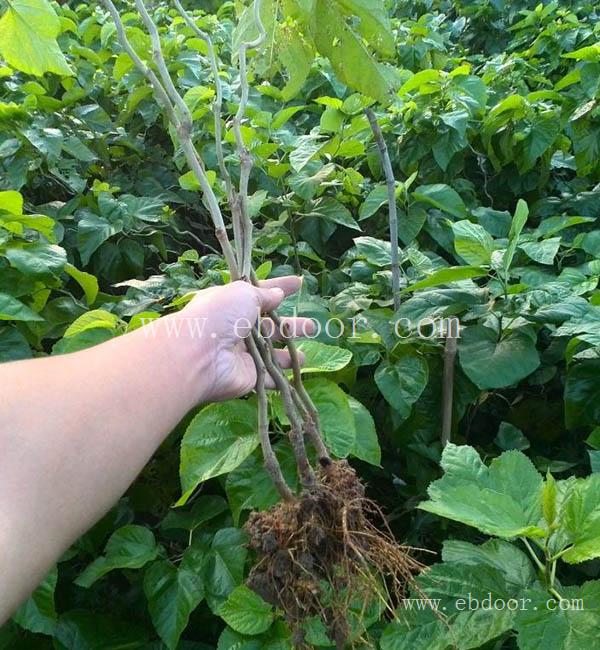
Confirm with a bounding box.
[245,460,423,648]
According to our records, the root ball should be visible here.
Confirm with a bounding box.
[245,460,421,647]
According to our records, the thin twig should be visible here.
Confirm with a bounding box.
[366,108,401,311]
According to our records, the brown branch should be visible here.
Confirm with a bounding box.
[246,335,294,500]
[279,319,330,462]
[253,332,315,488]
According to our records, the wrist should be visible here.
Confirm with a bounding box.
[141,311,216,408]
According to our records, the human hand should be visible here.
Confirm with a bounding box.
[175,276,315,403]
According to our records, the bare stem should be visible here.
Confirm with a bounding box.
[172,0,233,198]
[249,269,330,460]
[231,0,266,278]
[366,108,401,311]
[134,0,192,130]
[246,334,294,500]
[100,0,177,124]
[441,321,458,447]
[100,0,238,275]
[253,332,316,488]
[279,319,330,462]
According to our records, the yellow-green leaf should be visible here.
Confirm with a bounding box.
[0,0,72,76]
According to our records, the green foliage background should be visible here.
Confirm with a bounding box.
[1,0,600,648]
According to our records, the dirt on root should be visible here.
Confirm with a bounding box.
[245,459,422,649]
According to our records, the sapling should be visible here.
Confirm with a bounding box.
[100,0,420,644]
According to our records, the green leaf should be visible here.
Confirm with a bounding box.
[459,325,540,389]
[76,525,159,588]
[294,340,352,374]
[226,444,298,525]
[53,329,115,355]
[0,190,23,215]
[2,213,57,241]
[519,238,561,265]
[515,582,600,649]
[305,378,356,457]
[179,169,216,192]
[311,0,396,105]
[452,220,494,265]
[144,560,204,650]
[542,472,557,526]
[403,266,487,293]
[348,395,381,465]
[587,427,600,450]
[565,360,600,429]
[359,185,388,220]
[0,0,72,76]
[63,309,119,338]
[399,205,427,244]
[442,539,537,591]
[494,422,530,451]
[277,26,313,100]
[375,350,429,419]
[590,451,600,473]
[0,326,31,362]
[77,212,122,265]
[563,44,600,61]
[54,611,149,649]
[519,113,561,172]
[219,586,274,636]
[503,199,529,273]
[5,243,66,277]
[289,134,323,172]
[419,444,546,539]
[0,293,43,322]
[559,475,600,563]
[398,69,442,97]
[65,264,99,306]
[381,609,448,650]
[178,400,260,505]
[306,197,361,231]
[217,621,291,650]
[13,567,57,635]
[272,105,305,130]
[187,528,248,613]
[161,495,228,532]
[412,184,467,218]
[382,548,536,650]
[334,0,395,57]
[354,236,399,267]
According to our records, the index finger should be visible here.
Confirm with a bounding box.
[258,275,303,298]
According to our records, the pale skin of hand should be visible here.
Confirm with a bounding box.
[0,275,313,624]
